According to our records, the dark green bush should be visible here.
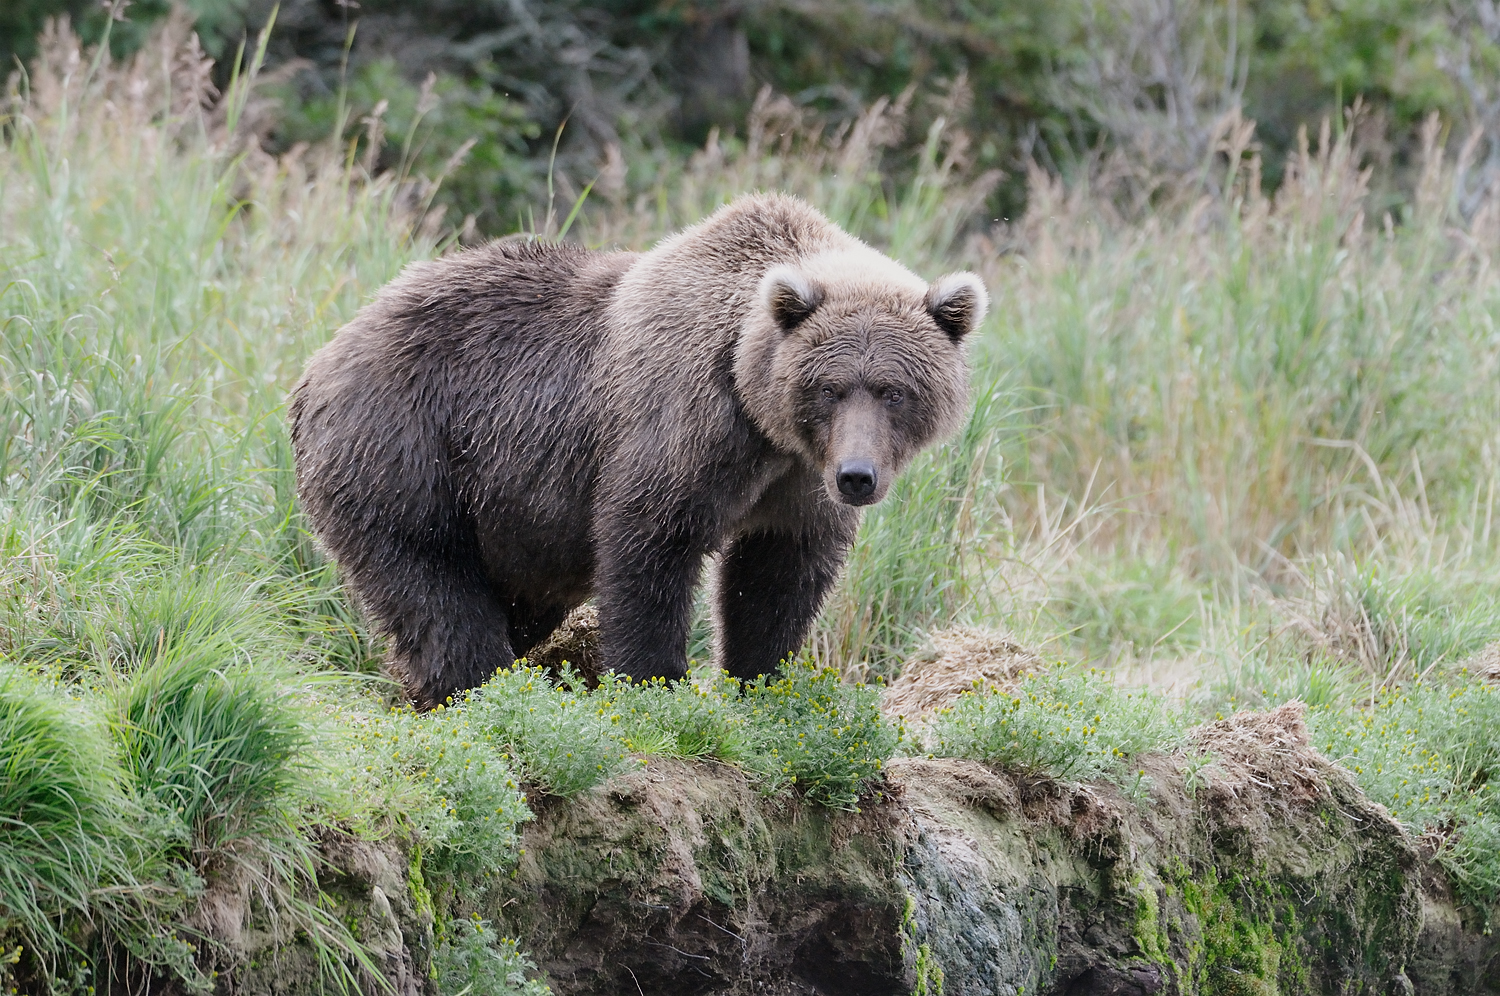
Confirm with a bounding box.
[742,659,899,810]
[7,0,1489,233]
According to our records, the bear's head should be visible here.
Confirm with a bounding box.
[735,251,987,507]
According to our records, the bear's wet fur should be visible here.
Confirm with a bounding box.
[290,193,987,707]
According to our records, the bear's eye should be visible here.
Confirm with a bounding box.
[820,385,838,402]
[885,389,905,407]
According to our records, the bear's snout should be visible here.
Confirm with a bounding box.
[823,390,896,506]
[836,459,878,502]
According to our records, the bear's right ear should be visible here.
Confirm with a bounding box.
[760,265,825,331]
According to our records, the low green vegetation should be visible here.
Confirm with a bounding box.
[929,668,1190,788]
[1177,866,1300,996]
[433,915,550,996]
[461,666,640,799]
[1310,678,1500,917]
[473,658,897,810]
[1,14,1499,992]
[741,660,900,808]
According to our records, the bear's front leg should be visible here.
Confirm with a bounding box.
[593,506,710,682]
[715,522,856,681]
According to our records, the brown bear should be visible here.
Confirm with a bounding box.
[290,192,986,708]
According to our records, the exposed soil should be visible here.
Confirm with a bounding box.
[526,604,606,686]
[213,633,1498,995]
[230,728,1497,995]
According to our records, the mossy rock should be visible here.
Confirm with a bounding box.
[230,753,1495,995]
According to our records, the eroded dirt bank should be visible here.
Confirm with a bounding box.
[241,711,1497,996]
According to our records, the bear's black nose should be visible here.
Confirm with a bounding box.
[837,459,878,499]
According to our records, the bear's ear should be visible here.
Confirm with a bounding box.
[760,265,825,331]
[926,272,989,341]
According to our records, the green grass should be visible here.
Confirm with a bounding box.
[1310,676,1500,918]
[929,667,1191,788]
[0,666,200,987]
[2,16,1500,989]
[114,646,310,856]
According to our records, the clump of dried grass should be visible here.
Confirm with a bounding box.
[1188,701,1333,804]
[524,604,604,686]
[882,627,1043,722]
[1463,641,1500,683]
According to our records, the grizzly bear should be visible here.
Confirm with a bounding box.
[290,193,986,708]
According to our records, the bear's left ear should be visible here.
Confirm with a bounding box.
[760,265,825,331]
[926,272,989,341]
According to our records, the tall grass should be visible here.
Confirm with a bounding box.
[0,14,438,580]
[574,97,1500,679]
[970,119,1500,672]
[0,14,449,992]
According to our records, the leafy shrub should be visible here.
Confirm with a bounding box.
[461,665,637,798]
[594,666,759,765]
[434,914,550,996]
[930,667,1189,785]
[309,686,535,890]
[741,659,899,809]
[387,707,532,879]
[424,661,902,811]
[1310,675,1500,914]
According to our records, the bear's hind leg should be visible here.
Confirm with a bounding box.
[348,544,516,709]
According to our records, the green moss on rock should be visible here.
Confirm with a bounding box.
[221,750,1495,995]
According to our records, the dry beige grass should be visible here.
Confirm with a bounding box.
[525,605,604,686]
[1188,701,1332,803]
[881,627,1043,721]
[1463,640,1500,683]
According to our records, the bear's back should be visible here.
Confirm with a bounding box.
[292,241,635,553]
